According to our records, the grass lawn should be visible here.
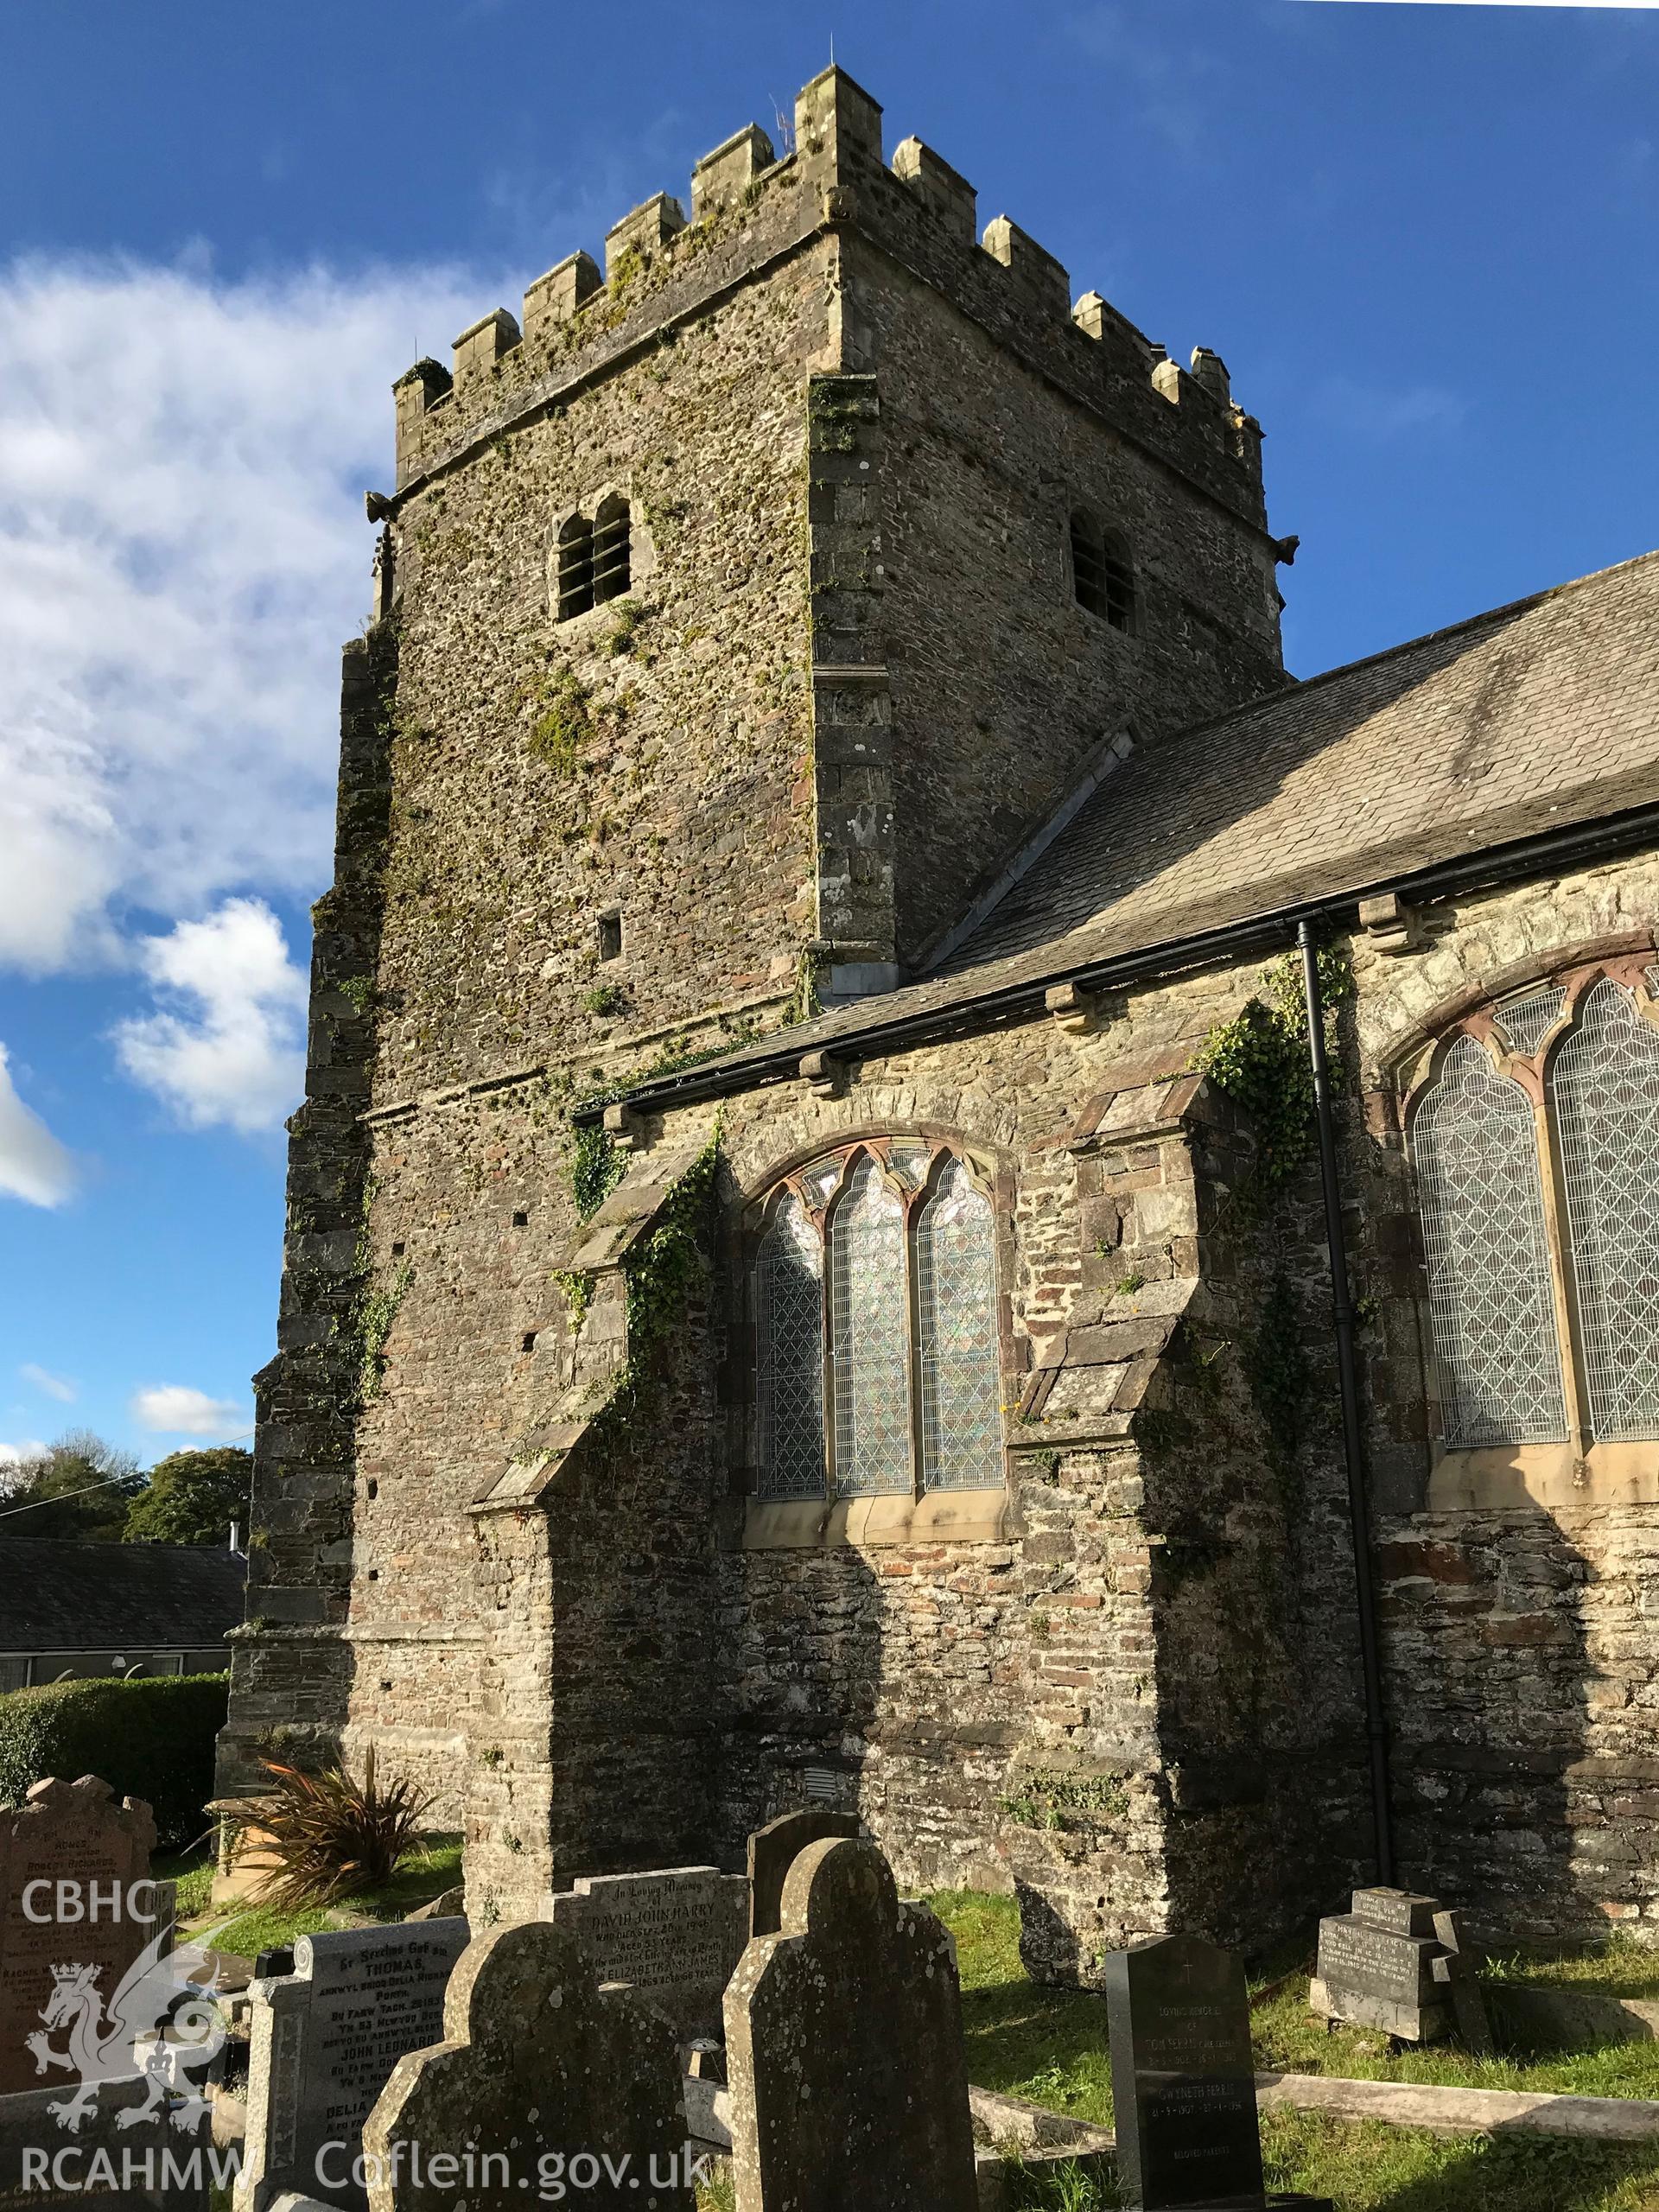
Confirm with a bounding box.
[928,1891,1659,2212]
[183,1834,464,1960]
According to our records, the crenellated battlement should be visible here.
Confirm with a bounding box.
[388,66,1266,524]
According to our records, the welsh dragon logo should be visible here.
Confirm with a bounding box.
[25,1927,228,2135]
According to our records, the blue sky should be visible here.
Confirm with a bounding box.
[0,0,1655,1467]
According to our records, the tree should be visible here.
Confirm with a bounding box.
[0,1431,145,1541]
[124,1446,253,1548]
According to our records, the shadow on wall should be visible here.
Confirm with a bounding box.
[708,1527,888,1879]
[1381,1504,1600,1948]
[217,629,401,1815]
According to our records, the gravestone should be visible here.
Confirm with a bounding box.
[746,1808,860,1940]
[0,1777,208,2210]
[542,1866,747,2042]
[0,1777,162,2098]
[1313,1887,1489,2047]
[361,1919,695,2211]
[1106,1933,1331,2212]
[724,1835,977,2212]
[235,1917,468,2212]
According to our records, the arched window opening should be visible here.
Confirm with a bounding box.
[592,496,632,606]
[1548,981,1659,1440]
[915,1159,1003,1491]
[1410,1037,1567,1447]
[829,1161,912,1496]
[751,1142,1006,1505]
[556,512,595,620]
[754,1196,827,1499]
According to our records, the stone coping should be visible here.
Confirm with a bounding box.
[1256,2071,1659,2140]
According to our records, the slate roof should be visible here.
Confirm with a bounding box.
[651,549,1659,1089]
[0,1541,247,1653]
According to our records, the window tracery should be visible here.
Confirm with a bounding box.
[750,1141,1005,1503]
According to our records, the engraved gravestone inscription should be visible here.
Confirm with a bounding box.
[0,1777,161,2098]
[235,1917,469,2212]
[1106,1935,1262,2211]
[543,1866,747,2041]
[1106,1933,1332,2212]
[1312,1886,1484,2044]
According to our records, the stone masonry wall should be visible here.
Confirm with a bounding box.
[854,235,1284,964]
[1347,855,1659,1942]
[637,974,1372,1976]
[223,60,1295,1895]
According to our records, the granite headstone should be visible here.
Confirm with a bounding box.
[1106,1933,1332,2212]
[362,1920,694,2211]
[235,1917,468,2212]
[1313,1887,1487,2045]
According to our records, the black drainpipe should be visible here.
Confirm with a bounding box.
[1298,919,1396,1886]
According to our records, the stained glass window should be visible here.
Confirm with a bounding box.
[829,1161,913,1494]
[754,1196,826,1498]
[1548,982,1659,1440]
[1494,985,1567,1057]
[916,1160,1003,1491]
[753,1145,1007,1503]
[1411,1037,1568,1446]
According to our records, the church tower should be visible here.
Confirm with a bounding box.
[219,68,1288,1910]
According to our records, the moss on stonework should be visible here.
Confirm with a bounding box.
[780,944,824,1027]
[529,671,592,774]
[607,244,646,296]
[1000,1766,1129,1832]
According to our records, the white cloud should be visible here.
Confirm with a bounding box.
[0,253,493,976]
[19,1363,76,1403]
[113,898,308,1133]
[0,1440,48,1468]
[0,1045,76,1205]
[130,1385,248,1436]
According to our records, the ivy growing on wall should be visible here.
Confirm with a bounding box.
[527,671,591,774]
[569,1123,626,1222]
[1196,945,1354,1187]
[333,1177,414,1407]
[589,1129,721,1442]
[358,1261,414,1403]
[1245,1269,1312,1476]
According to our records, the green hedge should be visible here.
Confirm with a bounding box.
[0,1674,229,1850]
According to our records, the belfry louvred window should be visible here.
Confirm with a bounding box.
[1070,512,1136,632]
[752,1142,1005,1502]
[1408,966,1659,1448]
